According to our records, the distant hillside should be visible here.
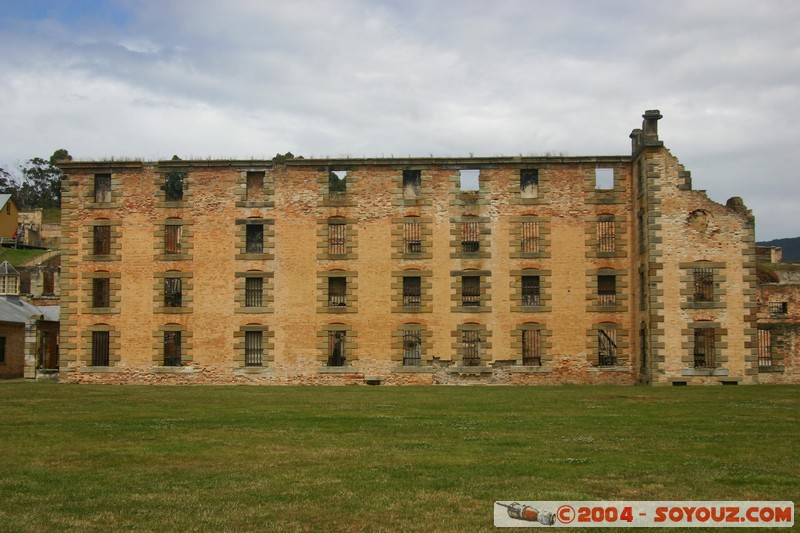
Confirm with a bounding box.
[757,237,800,262]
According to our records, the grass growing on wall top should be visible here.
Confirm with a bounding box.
[0,384,797,532]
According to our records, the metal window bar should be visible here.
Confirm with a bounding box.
[328,277,347,307]
[462,330,481,366]
[165,225,182,254]
[598,329,617,366]
[246,224,264,253]
[92,331,110,366]
[92,278,110,308]
[768,302,788,315]
[461,220,480,253]
[404,220,422,253]
[693,328,716,368]
[245,330,263,367]
[328,222,347,255]
[328,330,346,366]
[245,277,263,307]
[165,172,184,201]
[521,276,540,306]
[758,328,773,367]
[693,268,714,302]
[94,174,111,203]
[93,225,111,255]
[521,221,540,253]
[402,330,422,366]
[461,276,481,306]
[246,172,264,201]
[597,218,616,253]
[403,277,421,307]
[164,278,182,307]
[402,170,421,199]
[598,275,616,306]
[522,329,541,366]
[164,331,182,366]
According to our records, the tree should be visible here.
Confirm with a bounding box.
[0,149,69,209]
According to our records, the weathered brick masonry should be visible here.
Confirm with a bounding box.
[54,111,790,385]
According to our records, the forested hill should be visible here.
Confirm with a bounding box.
[757,237,800,262]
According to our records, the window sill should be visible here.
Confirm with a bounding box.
[589,365,631,373]
[758,365,785,373]
[447,366,492,374]
[681,367,729,377]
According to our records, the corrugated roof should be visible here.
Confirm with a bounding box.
[38,305,60,322]
[0,295,44,324]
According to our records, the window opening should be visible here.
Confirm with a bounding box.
[164,277,182,308]
[246,224,264,254]
[521,221,540,253]
[93,225,111,255]
[520,169,539,198]
[94,174,111,203]
[597,215,615,253]
[165,224,182,254]
[598,275,616,306]
[328,220,347,255]
[521,276,540,306]
[246,171,264,202]
[459,169,480,191]
[462,330,481,366]
[595,168,614,189]
[403,330,422,366]
[598,329,617,366]
[165,171,185,201]
[329,170,347,196]
[164,331,182,366]
[522,329,541,366]
[403,170,421,199]
[328,330,346,366]
[461,218,480,253]
[403,219,422,254]
[245,277,263,307]
[693,328,715,368]
[42,270,55,296]
[693,268,714,302]
[245,330,263,367]
[462,276,481,307]
[328,277,347,307]
[92,331,110,366]
[402,276,421,307]
[768,302,788,315]
[92,278,110,308]
[758,328,773,367]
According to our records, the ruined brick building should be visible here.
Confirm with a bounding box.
[51,110,797,385]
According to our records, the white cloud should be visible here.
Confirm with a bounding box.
[0,0,798,239]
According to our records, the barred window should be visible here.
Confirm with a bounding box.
[522,329,541,366]
[597,215,615,253]
[693,268,714,302]
[328,220,346,255]
[520,169,538,198]
[758,328,772,367]
[164,277,182,308]
[403,170,421,199]
[404,219,422,254]
[328,277,347,307]
[521,221,540,253]
[165,224,182,254]
[165,171,185,201]
[768,302,788,316]
[693,328,715,368]
[94,174,111,203]
[462,276,481,307]
[462,330,481,366]
[246,224,264,254]
[461,217,480,253]
[92,331,110,366]
[245,277,263,307]
[164,331,181,366]
[93,225,111,255]
[598,275,616,306]
[402,330,421,366]
[246,171,264,201]
[245,331,263,367]
[92,278,110,308]
[598,329,617,366]
[402,276,421,307]
[328,330,346,366]
[521,276,540,307]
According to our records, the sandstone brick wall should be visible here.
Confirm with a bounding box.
[55,111,787,386]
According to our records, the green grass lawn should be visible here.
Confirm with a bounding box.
[0,247,51,266]
[0,384,797,532]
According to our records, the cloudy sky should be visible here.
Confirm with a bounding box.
[1,0,798,240]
